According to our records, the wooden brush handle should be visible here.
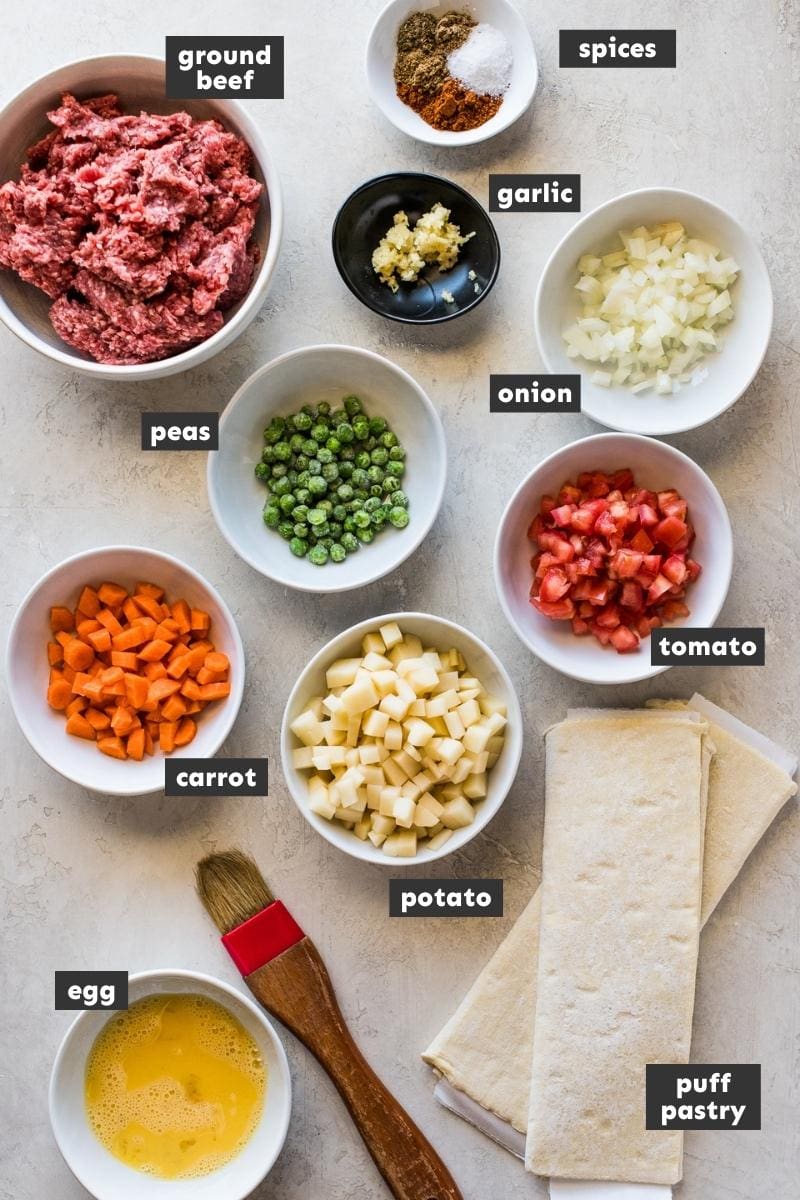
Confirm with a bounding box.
[246,937,462,1200]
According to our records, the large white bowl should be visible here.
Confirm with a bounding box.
[534,188,773,435]
[6,546,245,794]
[0,55,283,380]
[281,612,523,864]
[49,969,292,1200]
[494,433,733,685]
[366,0,537,147]
[208,345,447,593]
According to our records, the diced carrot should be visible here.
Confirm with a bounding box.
[111,624,151,651]
[47,679,73,710]
[174,716,197,747]
[65,696,88,717]
[138,639,171,662]
[99,666,124,687]
[153,622,179,643]
[190,608,210,632]
[86,708,111,731]
[166,655,191,679]
[180,678,203,701]
[76,618,102,642]
[97,736,127,760]
[111,707,136,736]
[147,678,181,703]
[47,641,64,666]
[135,582,165,601]
[204,651,230,673]
[104,679,127,697]
[88,628,112,654]
[129,616,158,634]
[171,599,192,634]
[123,673,149,709]
[71,671,93,696]
[66,712,96,740]
[96,608,124,636]
[196,666,226,685]
[110,650,139,670]
[161,694,188,722]
[133,593,166,622]
[77,586,101,617]
[144,730,155,756]
[143,661,168,681]
[159,722,178,753]
[184,645,208,675]
[50,606,75,633]
[98,582,128,607]
[198,682,231,701]
[185,700,203,715]
[55,630,72,648]
[126,728,146,761]
[64,639,95,671]
[122,596,141,624]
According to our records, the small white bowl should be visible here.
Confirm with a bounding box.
[281,611,523,864]
[0,55,283,379]
[494,433,733,685]
[49,969,292,1200]
[208,345,447,593]
[366,0,537,147]
[534,188,773,436]
[6,545,245,794]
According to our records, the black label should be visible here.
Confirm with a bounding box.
[55,971,128,1010]
[141,412,219,451]
[164,757,269,796]
[651,628,765,667]
[489,174,580,213]
[490,375,581,413]
[389,879,503,917]
[646,1065,760,1130]
[560,30,676,68]
[166,37,284,99]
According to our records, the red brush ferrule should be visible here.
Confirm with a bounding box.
[222,900,305,976]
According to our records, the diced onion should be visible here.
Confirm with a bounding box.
[562,222,739,395]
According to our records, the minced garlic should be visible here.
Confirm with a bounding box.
[371,202,474,293]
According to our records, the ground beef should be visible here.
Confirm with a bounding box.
[0,92,263,365]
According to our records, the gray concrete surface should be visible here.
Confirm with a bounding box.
[1,1,798,1198]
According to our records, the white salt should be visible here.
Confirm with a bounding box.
[447,23,513,97]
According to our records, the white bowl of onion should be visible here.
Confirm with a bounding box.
[535,188,773,436]
[281,613,523,865]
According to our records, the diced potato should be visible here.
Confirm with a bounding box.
[292,746,314,769]
[362,708,389,738]
[346,714,362,747]
[393,749,419,777]
[444,710,465,740]
[417,791,444,817]
[463,773,487,800]
[426,829,453,852]
[384,720,403,751]
[434,737,466,766]
[341,676,380,716]
[409,666,440,694]
[393,795,416,828]
[326,658,362,689]
[366,784,383,810]
[408,698,427,717]
[414,802,439,827]
[457,698,481,728]
[371,669,397,697]
[372,813,396,837]
[462,721,491,754]
[383,757,407,787]
[322,693,343,715]
[480,696,507,717]
[358,743,382,766]
[353,814,371,840]
[362,631,386,655]
[334,807,357,825]
[484,711,507,736]
[379,786,401,816]
[290,709,325,747]
[379,622,403,649]
[362,651,392,671]
[441,796,476,829]
[405,717,435,747]
[368,830,387,848]
[382,830,417,857]
[379,693,410,722]
[309,783,336,820]
[400,778,422,801]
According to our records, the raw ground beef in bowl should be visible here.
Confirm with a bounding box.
[0,91,264,366]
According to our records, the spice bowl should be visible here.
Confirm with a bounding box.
[332,172,500,323]
[366,0,538,147]
[49,969,292,1200]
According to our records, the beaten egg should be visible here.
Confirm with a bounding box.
[85,993,266,1179]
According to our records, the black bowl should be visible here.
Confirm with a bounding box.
[332,172,500,325]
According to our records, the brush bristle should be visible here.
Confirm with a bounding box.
[195,849,274,935]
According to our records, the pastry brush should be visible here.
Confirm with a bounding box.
[196,849,462,1200]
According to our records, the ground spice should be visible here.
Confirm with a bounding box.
[397,11,437,53]
[397,77,502,132]
[435,10,476,53]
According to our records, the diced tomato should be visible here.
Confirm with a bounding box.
[586,579,614,606]
[550,504,576,527]
[613,549,644,578]
[569,533,586,554]
[578,601,594,618]
[658,490,688,521]
[571,616,591,636]
[609,500,630,526]
[610,625,639,653]
[570,506,598,534]
[620,581,644,610]
[586,473,611,498]
[574,556,597,577]
[643,554,663,576]
[527,514,544,540]
[654,515,688,549]
[591,622,613,646]
[540,567,571,602]
[531,595,575,620]
[638,502,660,527]
[662,555,688,586]
[595,603,622,629]
[595,510,618,538]
[611,468,635,491]
[685,558,702,582]
[661,599,690,620]
[558,484,582,505]
[630,528,654,553]
[647,574,673,605]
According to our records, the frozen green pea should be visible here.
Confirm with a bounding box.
[353,510,371,530]
[293,522,309,538]
[370,447,389,466]
[389,445,405,461]
[316,447,333,465]
[356,526,374,544]
[321,462,339,482]
[278,493,296,514]
[290,537,308,557]
[336,422,355,444]
[307,508,327,526]
[339,460,354,478]
[312,423,329,443]
[272,477,292,496]
[389,506,409,528]
[370,506,388,527]
[317,498,333,514]
[308,475,328,496]
[344,395,363,416]
[278,520,295,540]
[390,490,409,508]
[352,416,370,441]
[271,462,287,479]
[364,496,382,513]
[329,521,343,539]
[261,445,276,464]
[295,487,311,505]
[302,438,318,455]
[316,401,331,416]
[292,504,310,522]
[351,468,369,490]
[273,441,292,461]
[386,460,405,479]
[341,531,359,552]
[307,458,321,476]
[379,431,398,449]
[254,462,270,483]
[329,542,347,563]
[326,435,341,454]
[369,416,387,436]
[263,503,281,528]
[333,503,347,522]
[307,545,329,565]
[292,411,312,432]
[336,483,354,503]
[355,450,371,469]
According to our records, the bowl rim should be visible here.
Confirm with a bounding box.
[0,53,284,380]
[365,0,538,147]
[533,186,774,436]
[493,431,734,685]
[279,609,524,864]
[331,171,501,325]
[206,343,448,593]
[6,543,246,794]
[48,967,292,1200]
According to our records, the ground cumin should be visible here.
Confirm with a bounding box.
[397,78,502,132]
